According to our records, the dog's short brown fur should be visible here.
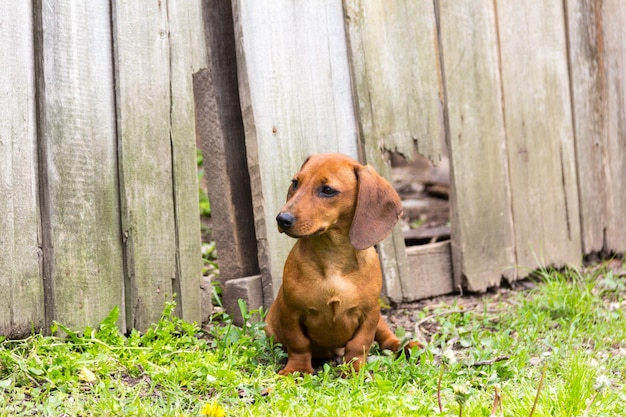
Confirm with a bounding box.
[266,153,420,375]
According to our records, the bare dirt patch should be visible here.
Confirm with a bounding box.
[382,258,626,347]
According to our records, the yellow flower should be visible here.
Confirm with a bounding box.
[78,367,97,383]
[200,402,226,417]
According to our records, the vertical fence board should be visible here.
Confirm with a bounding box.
[569,0,626,254]
[167,0,205,323]
[438,2,516,291]
[497,1,581,274]
[343,0,444,302]
[343,0,445,163]
[602,1,626,252]
[38,0,124,331]
[232,0,359,304]
[567,0,611,254]
[0,2,44,337]
[113,0,178,330]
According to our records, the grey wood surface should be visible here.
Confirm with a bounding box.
[113,0,203,329]
[497,0,582,274]
[0,1,44,337]
[405,241,454,300]
[438,1,516,291]
[343,0,445,163]
[567,0,626,255]
[38,0,124,332]
[167,0,205,323]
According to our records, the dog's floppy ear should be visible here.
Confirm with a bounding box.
[349,165,402,250]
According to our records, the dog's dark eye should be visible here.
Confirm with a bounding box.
[291,179,298,190]
[319,185,338,198]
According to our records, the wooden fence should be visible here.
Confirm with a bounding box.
[200,0,626,320]
[2,1,625,335]
[1,1,205,337]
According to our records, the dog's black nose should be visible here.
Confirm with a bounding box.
[276,212,295,230]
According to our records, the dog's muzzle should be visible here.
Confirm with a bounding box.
[276,212,295,232]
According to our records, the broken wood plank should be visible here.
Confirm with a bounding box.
[343,0,445,162]
[343,0,444,302]
[404,241,454,301]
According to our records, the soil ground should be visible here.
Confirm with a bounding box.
[382,279,533,346]
[383,258,625,348]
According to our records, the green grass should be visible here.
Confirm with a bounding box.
[1,266,625,416]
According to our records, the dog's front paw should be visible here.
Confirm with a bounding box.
[402,340,423,356]
[278,359,314,375]
[278,365,314,376]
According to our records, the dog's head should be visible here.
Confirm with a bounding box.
[276,153,402,250]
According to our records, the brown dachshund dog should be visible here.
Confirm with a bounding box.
[265,153,420,375]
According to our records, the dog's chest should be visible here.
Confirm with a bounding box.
[302,271,360,317]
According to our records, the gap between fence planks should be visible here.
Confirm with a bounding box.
[197,0,259,286]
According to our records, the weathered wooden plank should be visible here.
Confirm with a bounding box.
[113,0,178,330]
[438,1,516,291]
[602,1,626,252]
[343,0,444,302]
[37,0,124,332]
[0,1,44,337]
[197,1,259,292]
[167,0,205,323]
[232,0,359,306]
[566,0,611,254]
[567,0,626,254]
[404,241,454,300]
[497,1,581,273]
[343,0,445,162]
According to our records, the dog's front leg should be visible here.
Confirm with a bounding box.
[342,316,378,373]
[281,351,314,375]
[375,315,422,354]
[278,318,315,375]
[374,315,402,351]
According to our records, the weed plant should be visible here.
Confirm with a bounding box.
[0,267,624,416]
